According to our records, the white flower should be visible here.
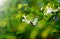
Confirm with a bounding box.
[33,18,38,25]
[44,6,60,15]
[58,7,60,9]
[25,19,30,24]
[22,15,30,24]
[46,7,53,13]
[44,7,53,15]
[22,18,30,24]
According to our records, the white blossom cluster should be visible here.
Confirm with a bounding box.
[46,6,53,14]
[40,6,60,15]
[22,15,38,25]
[46,6,60,15]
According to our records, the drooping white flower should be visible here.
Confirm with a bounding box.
[22,15,30,24]
[44,7,54,15]
[46,7,53,14]
[25,19,30,24]
[33,18,38,25]
[22,18,30,24]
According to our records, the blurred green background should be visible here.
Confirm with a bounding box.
[0,0,60,39]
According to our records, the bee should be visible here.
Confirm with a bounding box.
[30,21,34,26]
